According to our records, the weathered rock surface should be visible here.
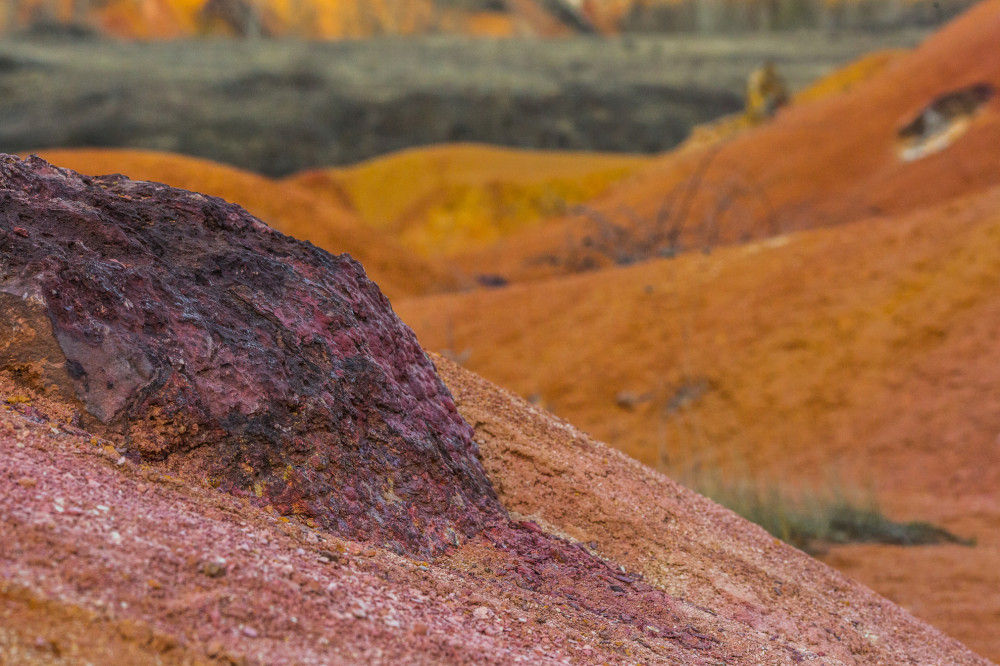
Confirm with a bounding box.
[0,154,502,557]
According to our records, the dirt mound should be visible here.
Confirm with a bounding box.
[287,143,652,258]
[458,0,1000,283]
[0,154,500,557]
[0,360,987,663]
[30,149,457,299]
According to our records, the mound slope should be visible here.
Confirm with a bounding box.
[397,182,1000,658]
[0,359,987,664]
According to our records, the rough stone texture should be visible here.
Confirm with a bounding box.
[0,153,502,558]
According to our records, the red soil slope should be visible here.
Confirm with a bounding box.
[396,183,1000,659]
[0,362,987,664]
[30,149,457,299]
[456,0,1000,282]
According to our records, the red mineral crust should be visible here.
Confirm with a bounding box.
[0,154,501,558]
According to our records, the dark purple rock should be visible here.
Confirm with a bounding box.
[0,154,503,557]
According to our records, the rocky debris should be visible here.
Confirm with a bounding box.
[0,154,502,558]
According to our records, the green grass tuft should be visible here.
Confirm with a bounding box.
[679,467,974,554]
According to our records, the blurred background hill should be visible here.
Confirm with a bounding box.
[0,0,975,175]
[0,0,980,39]
[0,25,940,174]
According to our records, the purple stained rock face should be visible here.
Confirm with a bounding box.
[0,154,502,557]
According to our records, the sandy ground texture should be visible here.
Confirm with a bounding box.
[0,361,989,664]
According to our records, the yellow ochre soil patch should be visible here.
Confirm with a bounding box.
[287,143,653,258]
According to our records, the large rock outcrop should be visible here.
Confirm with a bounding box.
[0,154,502,557]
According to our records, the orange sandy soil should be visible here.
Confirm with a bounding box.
[4,0,958,40]
[287,143,653,258]
[452,0,1000,283]
[391,10,1000,655]
[0,361,988,664]
[2,0,581,39]
[395,182,1000,660]
[28,149,459,301]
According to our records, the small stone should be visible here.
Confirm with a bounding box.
[33,636,56,652]
[200,561,227,578]
[412,623,429,636]
[147,578,162,590]
[351,607,367,619]
[242,626,259,638]
[17,477,37,487]
[472,606,491,620]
